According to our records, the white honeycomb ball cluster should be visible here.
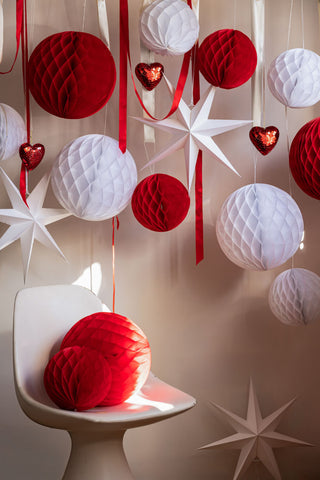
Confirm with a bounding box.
[216,184,304,271]
[0,104,27,161]
[139,0,199,56]
[51,134,137,221]
[267,48,320,108]
[269,268,320,326]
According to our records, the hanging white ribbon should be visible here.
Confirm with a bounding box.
[96,0,110,47]
[251,0,265,127]
[0,0,3,64]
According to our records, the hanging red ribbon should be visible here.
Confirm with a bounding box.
[19,0,30,205]
[0,0,23,75]
[191,39,204,264]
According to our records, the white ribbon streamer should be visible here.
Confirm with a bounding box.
[0,0,3,64]
[251,0,265,127]
[97,0,110,47]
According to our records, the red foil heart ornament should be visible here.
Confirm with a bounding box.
[249,126,279,155]
[19,143,45,170]
[135,63,164,91]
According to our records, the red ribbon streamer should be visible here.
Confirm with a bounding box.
[0,0,23,75]
[19,0,30,205]
[191,39,204,264]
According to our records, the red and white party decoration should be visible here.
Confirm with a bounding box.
[269,268,320,326]
[0,168,70,281]
[60,311,151,406]
[200,380,312,480]
[44,346,113,411]
[28,31,116,119]
[51,134,137,221]
[131,173,190,232]
[134,80,251,190]
[249,126,279,155]
[135,62,164,91]
[0,103,26,161]
[216,183,304,270]
[267,49,320,108]
[139,0,199,56]
[198,29,257,89]
[289,117,320,199]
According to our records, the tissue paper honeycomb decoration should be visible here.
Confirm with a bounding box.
[216,184,304,270]
[269,268,320,326]
[51,135,137,220]
[28,31,116,119]
[60,312,152,406]
[198,29,257,89]
[131,173,190,231]
[0,104,26,161]
[289,117,320,199]
[139,0,199,56]
[44,346,113,411]
[267,49,320,108]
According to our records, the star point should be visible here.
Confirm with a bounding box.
[0,168,71,281]
[200,381,313,480]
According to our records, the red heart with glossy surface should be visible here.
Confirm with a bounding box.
[249,126,279,155]
[135,63,164,91]
[19,143,45,170]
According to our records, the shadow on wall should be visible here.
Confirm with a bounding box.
[0,331,69,480]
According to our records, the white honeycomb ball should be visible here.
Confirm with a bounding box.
[0,104,27,161]
[267,48,320,108]
[269,268,320,326]
[51,134,137,221]
[216,184,304,270]
[139,0,199,56]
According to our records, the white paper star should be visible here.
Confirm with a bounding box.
[0,168,71,281]
[200,380,312,480]
[133,80,252,190]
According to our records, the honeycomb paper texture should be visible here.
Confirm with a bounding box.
[269,268,320,326]
[267,48,320,108]
[139,0,199,56]
[0,104,26,161]
[216,184,304,270]
[51,135,137,221]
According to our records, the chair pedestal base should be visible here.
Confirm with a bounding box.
[62,430,135,480]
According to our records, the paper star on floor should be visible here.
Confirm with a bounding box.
[0,168,71,281]
[199,380,312,480]
[133,79,252,190]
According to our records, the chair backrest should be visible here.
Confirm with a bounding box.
[13,285,103,405]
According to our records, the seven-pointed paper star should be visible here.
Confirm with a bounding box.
[133,80,252,190]
[199,380,312,480]
[0,168,71,281]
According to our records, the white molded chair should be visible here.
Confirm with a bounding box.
[13,285,196,480]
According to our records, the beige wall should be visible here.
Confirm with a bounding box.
[1,0,320,479]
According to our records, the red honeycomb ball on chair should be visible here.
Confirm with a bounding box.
[131,173,190,232]
[44,346,112,411]
[61,312,151,406]
[289,117,320,199]
[198,29,257,89]
[28,31,116,119]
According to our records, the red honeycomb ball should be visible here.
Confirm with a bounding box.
[289,117,320,199]
[60,312,151,406]
[131,173,190,232]
[28,31,116,119]
[198,29,257,89]
[44,346,112,411]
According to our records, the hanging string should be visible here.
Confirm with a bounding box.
[0,0,23,74]
[301,0,305,49]
[81,0,87,32]
[112,216,119,313]
[0,0,3,63]
[233,0,237,29]
[287,0,294,49]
